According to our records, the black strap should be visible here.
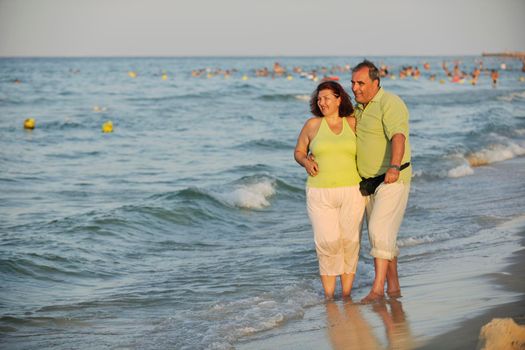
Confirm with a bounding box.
[399,162,410,171]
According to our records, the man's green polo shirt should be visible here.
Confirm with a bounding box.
[354,88,412,183]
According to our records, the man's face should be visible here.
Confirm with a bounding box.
[351,67,380,105]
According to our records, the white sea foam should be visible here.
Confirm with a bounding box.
[216,179,276,209]
[411,169,424,178]
[466,143,525,166]
[200,283,321,348]
[498,90,525,102]
[448,164,474,178]
[448,142,525,178]
[398,232,454,247]
[294,94,310,101]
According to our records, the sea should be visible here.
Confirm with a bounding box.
[1,56,525,349]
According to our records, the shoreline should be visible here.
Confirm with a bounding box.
[236,224,525,350]
[418,230,525,349]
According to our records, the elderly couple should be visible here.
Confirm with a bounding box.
[294,60,411,303]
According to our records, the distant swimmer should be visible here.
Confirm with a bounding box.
[273,62,285,77]
[442,61,451,77]
[471,67,481,85]
[413,67,421,79]
[491,69,499,88]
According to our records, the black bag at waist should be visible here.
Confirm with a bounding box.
[359,162,410,196]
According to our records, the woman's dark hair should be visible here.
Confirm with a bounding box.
[309,81,354,117]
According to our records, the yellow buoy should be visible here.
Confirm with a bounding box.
[242,75,248,81]
[128,71,137,78]
[286,75,293,80]
[102,121,113,133]
[24,118,35,130]
[519,77,525,82]
[439,79,445,84]
[162,74,168,80]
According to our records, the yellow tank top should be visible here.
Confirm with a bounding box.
[307,117,361,188]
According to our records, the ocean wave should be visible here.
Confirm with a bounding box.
[448,142,525,178]
[213,177,276,209]
[0,255,103,281]
[294,94,310,101]
[125,91,219,102]
[398,232,455,248]
[0,315,90,331]
[410,141,525,181]
[233,138,294,151]
[404,90,501,107]
[153,175,278,210]
[259,93,310,102]
[497,90,525,102]
[224,163,274,174]
[447,164,475,178]
[40,119,86,130]
[142,281,322,349]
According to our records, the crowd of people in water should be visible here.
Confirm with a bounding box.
[189,59,525,87]
[11,58,525,88]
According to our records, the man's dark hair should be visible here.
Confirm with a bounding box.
[309,81,354,117]
[352,60,381,84]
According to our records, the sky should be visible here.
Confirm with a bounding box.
[0,0,524,57]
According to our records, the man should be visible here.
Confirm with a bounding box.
[351,60,412,303]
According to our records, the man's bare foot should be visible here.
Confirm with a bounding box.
[361,291,384,304]
[387,289,402,298]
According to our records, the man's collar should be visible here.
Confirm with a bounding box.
[370,87,384,103]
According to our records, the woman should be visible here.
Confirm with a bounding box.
[294,81,364,299]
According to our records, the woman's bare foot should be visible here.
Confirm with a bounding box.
[361,290,384,304]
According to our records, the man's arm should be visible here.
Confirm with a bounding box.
[384,133,405,183]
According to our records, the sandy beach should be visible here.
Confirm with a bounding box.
[419,231,525,350]
[237,157,525,350]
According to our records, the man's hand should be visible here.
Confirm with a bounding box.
[384,168,400,183]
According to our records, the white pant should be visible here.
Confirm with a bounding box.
[366,182,410,260]
[306,186,365,276]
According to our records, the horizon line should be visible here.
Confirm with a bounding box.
[0,53,516,59]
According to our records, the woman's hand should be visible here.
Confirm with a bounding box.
[304,158,319,177]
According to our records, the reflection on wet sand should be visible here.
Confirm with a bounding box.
[326,299,417,350]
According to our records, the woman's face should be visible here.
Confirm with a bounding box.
[317,89,341,117]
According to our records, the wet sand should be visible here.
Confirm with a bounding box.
[236,228,525,349]
[419,231,525,350]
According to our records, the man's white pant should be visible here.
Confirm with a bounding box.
[365,182,410,260]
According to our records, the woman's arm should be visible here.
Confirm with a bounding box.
[294,119,319,177]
